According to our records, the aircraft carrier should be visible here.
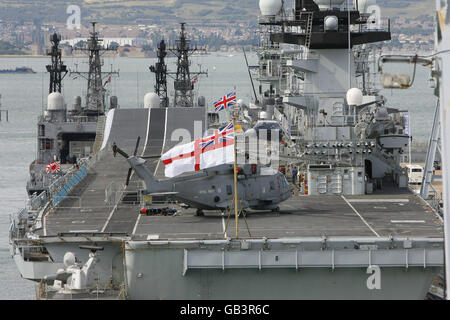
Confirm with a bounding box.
[9,1,445,300]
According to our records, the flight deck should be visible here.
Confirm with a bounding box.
[41,109,443,242]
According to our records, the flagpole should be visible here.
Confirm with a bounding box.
[233,106,239,239]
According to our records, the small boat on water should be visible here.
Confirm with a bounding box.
[0,67,36,74]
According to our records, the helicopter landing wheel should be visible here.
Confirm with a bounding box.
[196,209,205,217]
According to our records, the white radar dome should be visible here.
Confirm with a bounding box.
[324,16,339,31]
[144,92,160,108]
[259,0,283,16]
[314,0,345,10]
[346,88,363,106]
[47,92,65,110]
[63,252,76,267]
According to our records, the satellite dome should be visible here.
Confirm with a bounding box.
[144,92,160,108]
[63,252,76,267]
[313,0,345,10]
[259,0,282,16]
[47,92,65,111]
[324,16,339,31]
[346,88,363,106]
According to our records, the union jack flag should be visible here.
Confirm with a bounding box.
[46,161,61,174]
[200,123,234,150]
[214,91,237,112]
[219,122,233,131]
[199,139,215,150]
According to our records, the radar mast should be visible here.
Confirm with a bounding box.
[46,33,67,94]
[71,22,119,115]
[167,23,207,108]
[150,40,168,108]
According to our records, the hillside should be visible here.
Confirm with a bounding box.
[0,0,434,25]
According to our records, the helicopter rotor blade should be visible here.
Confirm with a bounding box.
[134,136,141,157]
[125,168,133,186]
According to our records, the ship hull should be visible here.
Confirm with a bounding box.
[123,241,443,300]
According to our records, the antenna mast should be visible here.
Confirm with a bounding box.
[72,22,118,115]
[46,33,67,94]
[150,40,169,108]
[168,23,207,108]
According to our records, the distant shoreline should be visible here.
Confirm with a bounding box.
[0,50,432,59]
[0,54,215,59]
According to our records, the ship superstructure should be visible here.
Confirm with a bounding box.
[27,24,118,197]
[8,9,445,300]
[245,0,410,197]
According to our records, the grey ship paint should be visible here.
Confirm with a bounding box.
[9,1,444,300]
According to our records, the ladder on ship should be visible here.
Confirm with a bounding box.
[300,12,314,51]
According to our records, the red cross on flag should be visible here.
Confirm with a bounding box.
[161,123,235,178]
[46,161,61,174]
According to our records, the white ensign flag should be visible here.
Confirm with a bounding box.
[161,123,235,178]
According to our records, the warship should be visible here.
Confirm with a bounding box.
[8,0,446,300]
[0,67,36,74]
[26,24,118,197]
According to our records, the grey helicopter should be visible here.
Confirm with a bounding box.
[112,138,292,216]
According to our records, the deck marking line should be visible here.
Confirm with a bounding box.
[341,195,380,237]
[132,214,142,235]
[391,220,426,224]
[141,108,152,157]
[154,108,168,175]
[347,199,409,203]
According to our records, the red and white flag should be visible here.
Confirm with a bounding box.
[46,161,61,174]
[162,123,235,178]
